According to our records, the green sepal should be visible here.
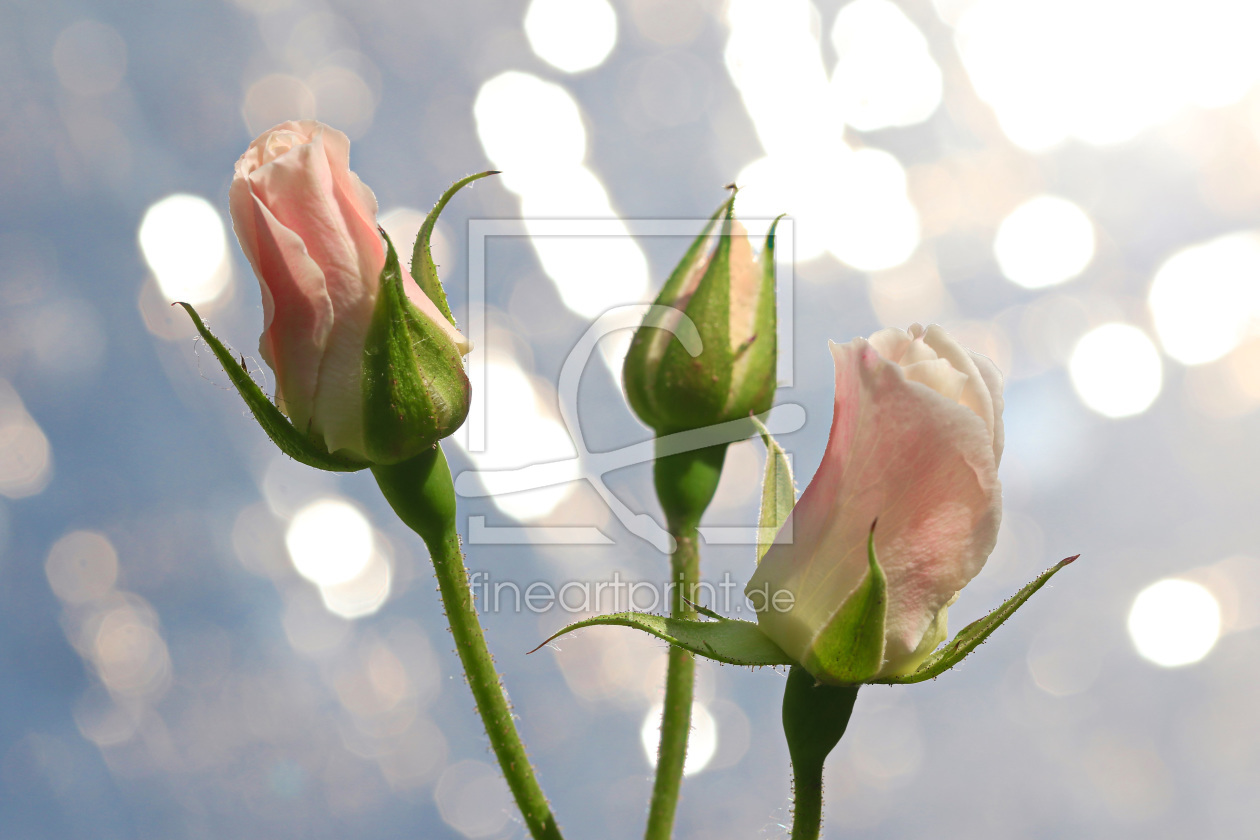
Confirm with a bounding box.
[176,303,369,472]
[803,524,887,684]
[726,214,781,418]
[654,197,736,431]
[361,233,471,465]
[410,171,498,328]
[623,198,729,428]
[752,414,796,563]
[531,610,795,668]
[873,555,1080,685]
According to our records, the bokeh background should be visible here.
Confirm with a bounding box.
[3,0,1260,837]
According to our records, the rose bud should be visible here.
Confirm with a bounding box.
[746,324,1004,683]
[228,120,472,466]
[623,193,779,435]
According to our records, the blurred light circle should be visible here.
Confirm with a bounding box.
[286,499,374,586]
[954,0,1260,151]
[318,547,392,619]
[519,172,650,318]
[994,195,1095,289]
[242,73,316,136]
[435,760,513,838]
[829,148,921,271]
[93,608,171,697]
[52,20,128,96]
[1069,323,1163,418]
[474,71,587,177]
[0,417,52,499]
[138,194,231,305]
[45,531,118,604]
[0,380,53,500]
[830,0,942,131]
[524,0,618,73]
[1025,630,1101,696]
[1128,579,1221,667]
[452,357,579,521]
[1148,232,1260,365]
[736,149,920,269]
[307,65,376,139]
[641,702,717,776]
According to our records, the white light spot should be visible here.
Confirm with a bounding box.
[641,702,717,776]
[319,543,392,619]
[994,195,1095,289]
[519,172,650,318]
[525,0,618,74]
[138,194,231,306]
[1128,578,1221,667]
[736,150,920,269]
[831,0,942,131]
[451,355,578,521]
[953,0,1260,150]
[474,72,649,319]
[285,499,374,587]
[725,3,919,269]
[1069,323,1163,418]
[1148,232,1260,365]
[726,0,838,162]
[828,148,921,271]
[474,72,586,184]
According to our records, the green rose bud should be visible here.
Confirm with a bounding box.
[623,193,780,435]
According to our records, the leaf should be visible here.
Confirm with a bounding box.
[873,555,1081,685]
[804,523,887,684]
[176,303,369,472]
[531,611,795,668]
[751,414,796,562]
[410,171,498,328]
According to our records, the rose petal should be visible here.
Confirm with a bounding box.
[922,324,996,446]
[749,337,1002,677]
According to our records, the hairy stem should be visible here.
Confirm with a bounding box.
[372,447,563,840]
[782,666,860,840]
[644,443,727,840]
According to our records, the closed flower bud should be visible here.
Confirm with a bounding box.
[229,120,471,465]
[747,324,1004,683]
[623,194,778,435]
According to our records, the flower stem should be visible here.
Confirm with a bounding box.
[644,443,727,840]
[781,666,860,840]
[372,446,563,840]
[789,761,825,840]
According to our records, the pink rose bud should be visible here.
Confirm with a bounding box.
[746,324,1004,682]
[229,120,471,464]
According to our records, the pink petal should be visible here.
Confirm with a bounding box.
[401,266,472,355]
[749,338,1002,676]
[230,184,332,432]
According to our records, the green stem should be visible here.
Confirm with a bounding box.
[781,666,860,840]
[644,443,727,840]
[372,446,562,840]
[790,762,825,840]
